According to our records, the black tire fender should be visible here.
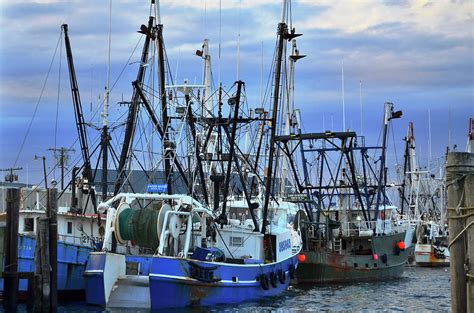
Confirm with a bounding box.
[288,264,296,279]
[277,269,286,284]
[269,271,278,288]
[259,273,269,290]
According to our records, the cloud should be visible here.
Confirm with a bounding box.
[0,0,472,183]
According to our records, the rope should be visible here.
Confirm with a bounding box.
[13,30,63,168]
[448,220,474,249]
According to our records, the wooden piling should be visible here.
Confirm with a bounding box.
[35,217,51,312]
[446,152,474,313]
[3,188,20,312]
[47,188,58,311]
[465,174,474,313]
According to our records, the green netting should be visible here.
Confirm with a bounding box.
[118,207,160,249]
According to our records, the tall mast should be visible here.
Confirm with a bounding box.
[101,0,112,201]
[373,102,401,223]
[155,0,173,194]
[113,16,155,195]
[262,0,296,234]
[202,39,212,118]
[280,39,305,196]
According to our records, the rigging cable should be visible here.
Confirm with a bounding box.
[13,29,63,168]
[54,30,63,179]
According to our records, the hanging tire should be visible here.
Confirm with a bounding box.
[259,273,269,290]
[269,272,278,288]
[288,264,296,279]
[278,269,286,284]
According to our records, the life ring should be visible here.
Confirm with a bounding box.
[259,273,269,290]
[269,272,278,288]
[288,264,296,279]
[278,269,286,284]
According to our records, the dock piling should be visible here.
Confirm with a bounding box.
[47,187,58,311]
[446,152,474,313]
[3,188,20,312]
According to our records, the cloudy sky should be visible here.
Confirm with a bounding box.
[0,0,472,185]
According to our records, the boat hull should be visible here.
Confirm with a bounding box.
[296,232,412,283]
[0,234,91,300]
[149,254,298,310]
[414,244,449,267]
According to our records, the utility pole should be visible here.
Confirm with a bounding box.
[0,167,22,183]
[48,147,75,190]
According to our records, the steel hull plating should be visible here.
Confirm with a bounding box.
[414,244,449,267]
[297,232,412,283]
[0,234,91,299]
[149,255,298,310]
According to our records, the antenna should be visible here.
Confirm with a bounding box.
[156,0,161,25]
[236,0,241,81]
[428,109,432,166]
[359,79,363,135]
[281,0,287,23]
[218,0,222,88]
[448,105,452,149]
[104,0,112,128]
[342,60,346,131]
[260,41,264,106]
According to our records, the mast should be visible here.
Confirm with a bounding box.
[280,39,305,196]
[113,16,155,195]
[400,122,415,215]
[156,13,173,194]
[202,39,212,118]
[62,24,97,214]
[262,0,296,234]
[101,0,112,201]
[373,102,402,224]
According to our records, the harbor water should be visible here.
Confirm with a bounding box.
[14,266,448,312]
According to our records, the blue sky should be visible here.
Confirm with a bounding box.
[0,0,472,185]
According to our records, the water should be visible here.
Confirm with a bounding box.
[16,266,451,312]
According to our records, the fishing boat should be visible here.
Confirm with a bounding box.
[83,0,303,308]
[276,103,415,283]
[398,122,450,266]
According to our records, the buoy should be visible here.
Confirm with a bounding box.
[397,241,406,251]
[297,254,306,263]
[373,253,378,260]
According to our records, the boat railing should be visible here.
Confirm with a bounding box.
[58,233,95,247]
[337,219,393,237]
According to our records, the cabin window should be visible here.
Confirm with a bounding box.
[67,222,73,234]
[230,236,244,247]
[24,218,34,232]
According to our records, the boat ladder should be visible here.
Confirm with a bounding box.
[333,237,342,254]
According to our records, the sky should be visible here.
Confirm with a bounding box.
[0,0,472,186]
